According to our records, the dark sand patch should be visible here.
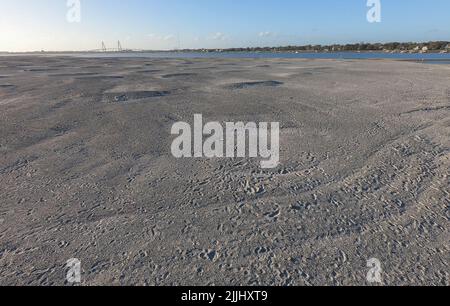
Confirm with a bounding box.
[0,158,37,175]
[24,68,60,72]
[135,70,162,74]
[225,80,284,90]
[0,84,15,88]
[222,70,248,74]
[82,65,106,69]
[51,100,72,110]
[402,105,450,115]
[76,75,124,80]
[50,72,99,77]
[47,125,74,137]
[104,91,171,103]
[190,67,218,70]
[161,73,196,79]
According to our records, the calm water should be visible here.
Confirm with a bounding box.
[69,51,450,63]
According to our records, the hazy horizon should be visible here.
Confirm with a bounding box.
[1,0,450,52]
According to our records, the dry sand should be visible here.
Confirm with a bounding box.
[0,56,448,285]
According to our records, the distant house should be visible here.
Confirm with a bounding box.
[442,44,450,53]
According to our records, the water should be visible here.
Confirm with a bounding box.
[70,51,450,64]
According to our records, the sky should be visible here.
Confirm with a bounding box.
[1,0,450,52]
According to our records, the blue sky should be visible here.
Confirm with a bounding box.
[1,0,450,51]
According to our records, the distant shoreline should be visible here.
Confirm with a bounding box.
[1,50,449,55]
[2,41,449,55]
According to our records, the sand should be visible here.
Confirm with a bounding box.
[0,56,448,286]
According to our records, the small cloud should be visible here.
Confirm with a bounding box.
[211,32,226,40]
[147,33,175,41]
[163,34,175,41]
[259,31,274,38]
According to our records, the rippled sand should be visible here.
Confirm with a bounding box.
[0,56,448,285]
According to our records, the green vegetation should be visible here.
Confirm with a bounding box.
[180,41,450,53]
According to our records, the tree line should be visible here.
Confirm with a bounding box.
[181,41,450,53]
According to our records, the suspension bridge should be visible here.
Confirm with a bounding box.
[88,41,141,52]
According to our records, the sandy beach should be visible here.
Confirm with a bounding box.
[0,56,448,286]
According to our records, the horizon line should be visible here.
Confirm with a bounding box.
[2,40,449,54]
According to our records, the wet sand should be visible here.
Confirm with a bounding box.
[0,56,449,285]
